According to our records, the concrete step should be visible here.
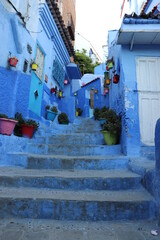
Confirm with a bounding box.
[27,144,121,156]
[6,153,129,169]
[0,167,142,190]
[128,158,155,176]
[47,133,105,145]
[0,187,155,220]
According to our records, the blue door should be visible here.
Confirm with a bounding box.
[29,44,45,116]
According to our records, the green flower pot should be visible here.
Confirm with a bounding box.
[102,131,117,145]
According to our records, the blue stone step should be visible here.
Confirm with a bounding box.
[27,154,129,170]
[47,133,105,145]
[0,187,155,221]
[0,168,142,190]
[27,144,121,156]
[6,153,129,169]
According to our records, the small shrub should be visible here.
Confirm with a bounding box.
[0,114,9,119]
[94,108,100,120]
[58,112,69,124]
[46,105,50,110]
[50,106,58,113]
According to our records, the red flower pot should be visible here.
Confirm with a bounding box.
[0,118,18,136]
[21,124,34,139]
[9,57,18,67]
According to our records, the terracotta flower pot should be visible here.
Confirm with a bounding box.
[21,124,35,139]
[0,118,18,136]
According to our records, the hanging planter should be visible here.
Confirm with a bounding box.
[107,58,114,70]
[105,78,110,85]
[106,66,109,71]
[58,90,63,98]
[31,62,38,71]
[104,88,109,95]
[9,57,18,67]
[64,80,68,85]
[113,74,119,84]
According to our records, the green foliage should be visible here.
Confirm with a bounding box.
[101,109,121,135]
[94,108,100,120]
[50,106,58,113]
[74,49,99,75]
[94,107,109,120]
[58,112,69,124]
[24,119,39,130]
[15,112,39,130]
[0,114,9,119]
[15,112,25,124]
[46,105,50,110]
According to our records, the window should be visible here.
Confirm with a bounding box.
[52,57,65,89]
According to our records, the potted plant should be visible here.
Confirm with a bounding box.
[31,62,38,71]
[76,108,83,116]
[0,114,18,136]
[58,112,69,125]
[46,105,58,121]
[94,108,100,120]
[101,109,121,145]
[14,112,25,137]
[8,56,18,67]
[113,74,119,84]
[21,119,39,139]
[98,106,109,125]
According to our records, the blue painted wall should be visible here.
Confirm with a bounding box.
[0,66,31,118]
[108,30,160,156]
[0,1,79,123]
[76,79,109,118]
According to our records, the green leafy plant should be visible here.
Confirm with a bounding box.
[0,114,9,119]
[14,112,25,137]
[58,112,69,124]
[50,106,58,113]
[46,105,50,110]
[94,108,100,120]
[102,109,121,135]
[24,119,39,130]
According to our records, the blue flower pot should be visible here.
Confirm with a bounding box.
[47,110,57,121]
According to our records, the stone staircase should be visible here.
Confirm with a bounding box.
[0,118,156,221]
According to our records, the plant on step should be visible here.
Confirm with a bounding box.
[94,108,100,120]
[76,107,83,116]
[46,105,50,110]
[101,109,121,145]
[58,112,69,124]
[46,105,58,121]
[14,112,25,137]
[21,118,39,139]
[0,113,18,136]
[50,106,58,113]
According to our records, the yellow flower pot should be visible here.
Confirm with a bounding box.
[32,63,38,71]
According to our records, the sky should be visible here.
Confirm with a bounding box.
[75,0,124,61]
